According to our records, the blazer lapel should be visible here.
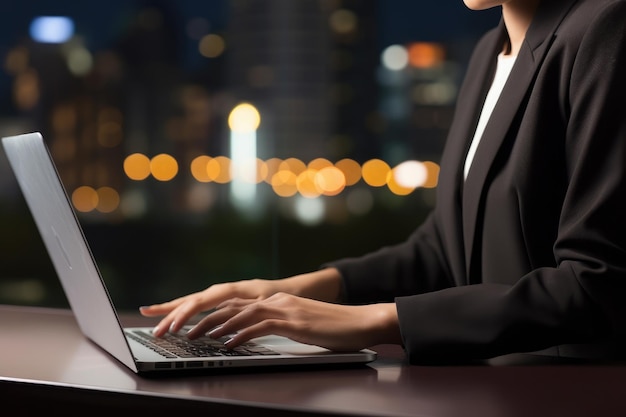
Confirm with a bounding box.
[435,25,504,287]
[461,0,579,282]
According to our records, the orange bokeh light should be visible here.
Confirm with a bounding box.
[362,159,390,187]
[407,42,445,69]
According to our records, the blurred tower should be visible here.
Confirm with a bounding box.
[226,0,333,161]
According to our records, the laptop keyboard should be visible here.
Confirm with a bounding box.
[127,330,280,359]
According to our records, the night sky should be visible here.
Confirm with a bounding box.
[0,1,500,107]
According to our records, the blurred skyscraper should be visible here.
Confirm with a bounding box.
[225,0,380,164]
[226,0,332,161]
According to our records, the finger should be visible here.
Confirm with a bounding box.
[138,298,191,337]
[147,298,208,336]
[151,313,177,337]
[165,297,221,334]
[167,289,251,334]
[166,286,258,331]
[223,319,292,348]
[139,296,188,316]
[207,301,288,341]
[186,297,266,339]
[186,306,244,339]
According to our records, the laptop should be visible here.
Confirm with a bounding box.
[2,132,377,374]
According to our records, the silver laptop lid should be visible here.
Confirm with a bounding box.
[2,132,138,372]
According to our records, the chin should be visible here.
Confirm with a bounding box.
[463,0,502,11]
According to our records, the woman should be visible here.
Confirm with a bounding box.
[140,0,626,363]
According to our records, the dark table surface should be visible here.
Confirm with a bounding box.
[2,304,626,416]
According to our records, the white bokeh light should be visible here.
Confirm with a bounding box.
[294,196,325,226]
[381,45,409,71]
[393,161,428,188]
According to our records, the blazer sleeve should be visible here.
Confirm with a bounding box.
[327,213,455,304]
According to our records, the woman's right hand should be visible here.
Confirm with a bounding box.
[139,279,284,337]
[139,268,342,337]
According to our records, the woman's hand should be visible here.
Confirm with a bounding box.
[139,268,343,337]
[139,279,283,337]
[187,293,402,352]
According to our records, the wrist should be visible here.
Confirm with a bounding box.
[370,303,402,346]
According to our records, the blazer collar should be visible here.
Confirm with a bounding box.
[460,0,579,282]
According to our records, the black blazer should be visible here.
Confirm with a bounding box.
[330,0,626,363]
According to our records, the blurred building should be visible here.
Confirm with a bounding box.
[0,0,499,308]
[226,0,382,161]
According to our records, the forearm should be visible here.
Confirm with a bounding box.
[280,267,343,303]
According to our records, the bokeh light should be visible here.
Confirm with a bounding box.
[191,155,213,182]
[280,158,307,176]
[228,103,260,132]
[362,159,391,187]
[407,42,445,69]
[387,171,415,196]
[72,186,98,212]
[381,44,408,71]
[207,156,231,183]
[96,186,120,213]
[329,9,358,36]
[335,158,362,186]
[271,170,298,197]
[308,157,333,171]
[422,161,440,189]
[66,45,93,76]
[14,69,39,110]
[296,169,321,198]
[150,154,178,181]
[4,46,29,75]
[264,158,283,184]
[294,196,325,226]
[124,153,151,181]
[199,34,225,58]
[315,166,346,196]
[30,16,74,44]
[393,160,428,189]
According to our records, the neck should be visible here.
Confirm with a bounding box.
[502,0,541,56]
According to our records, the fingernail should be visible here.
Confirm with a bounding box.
[152,325,161,335]
[169,321,178,333]
[224,337,234,346]
[208,325,222,337]
[185,326,197,339]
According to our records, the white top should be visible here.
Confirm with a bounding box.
[463,53,517,180]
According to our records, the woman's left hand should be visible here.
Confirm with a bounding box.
[186,293,401,352]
